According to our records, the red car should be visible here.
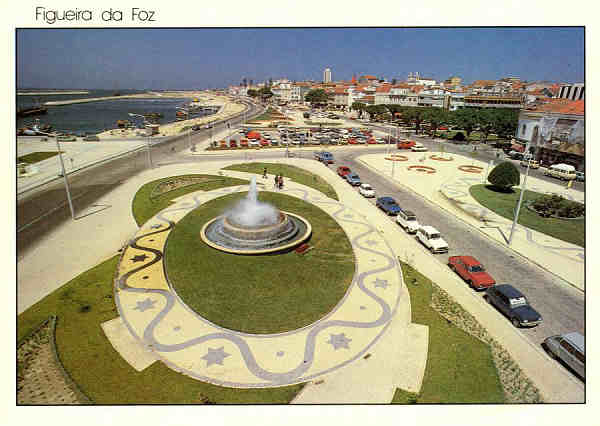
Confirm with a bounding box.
[367,138,377,144]
[337,166,351,177]
[448,256,496,290]
[348,138,358,144]
[259,139,270,147]
[397,140,416,149]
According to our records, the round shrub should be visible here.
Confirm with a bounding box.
[487,161,520,192]
[452,132,466,141]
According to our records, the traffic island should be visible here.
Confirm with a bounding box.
[458,165,483,173]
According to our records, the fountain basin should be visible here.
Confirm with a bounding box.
[201,211,312,255]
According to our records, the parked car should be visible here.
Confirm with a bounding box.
[411,143,428,152]
[320,152,334,164]
[397,140,416,149]
[544,163,577,181]
[396,208,419,234]
[314,151,324,160]
[359,183,376,197]
[345,173,362,186]
[337,166,351,177]
[416,225,449,253]
[576,171,585,182]
[485,284,543,328]
[448,255,496,290]
[249,140,260,147]
[508,150,524,160]
[543,332,585,379]
[376,196,401,215]
[83,135,100,141]
[520,159,539,169]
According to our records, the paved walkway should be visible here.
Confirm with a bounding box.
[17,154,584,402]
[113,171,426,393]
[358,152,584,291]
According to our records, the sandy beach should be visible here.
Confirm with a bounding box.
[95,92,246,139]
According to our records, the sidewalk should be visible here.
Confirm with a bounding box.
[16,155,584,402]
[358,152,584,291]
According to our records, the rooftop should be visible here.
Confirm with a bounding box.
[525,99,584,115]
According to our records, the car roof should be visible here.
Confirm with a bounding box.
[494,284,524,299]
[378,196,394,202]
[420,225,439,234]
[562,332,585,353]
[458,255,480,266]
[399,208,415,217]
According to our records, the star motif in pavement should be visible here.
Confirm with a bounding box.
[360,306,367,310]
[133,298,156,312]
[130,254,149,263]
[173,326,181,331]
[343,214,353,219]
[276,351,285,357]
[327,333,352,350]
[374,278,390,289]
[201,347,230,367]
[150,224,162,229]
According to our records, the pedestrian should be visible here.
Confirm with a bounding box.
[263,167,267,179]
[274,174,278,190]
[278,175,283,190]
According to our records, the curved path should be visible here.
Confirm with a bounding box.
[114,178,412,388]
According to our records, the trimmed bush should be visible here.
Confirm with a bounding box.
[452,132,466,141]
[487,161,520,192]
[532,194,585,218]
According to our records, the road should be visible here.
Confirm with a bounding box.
[17,111,584,382]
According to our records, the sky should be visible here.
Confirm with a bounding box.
[16,27,584,90]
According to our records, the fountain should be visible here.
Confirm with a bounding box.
[200,177,312,254]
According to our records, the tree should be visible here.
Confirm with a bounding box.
[351,102,366,118]
[402,107,426,134]
[305,89,331,106]
[477,108,496,144]
[258,87,273,100]
[247,89,258,98]
[452,108,478,141]
[424,108,448,136]
[487,161,520,192]
[491,109,519,140]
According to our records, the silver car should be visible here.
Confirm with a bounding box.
[543,332,585,379]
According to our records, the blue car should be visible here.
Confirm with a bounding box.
[345,173,361,186]
[376,196,401,215]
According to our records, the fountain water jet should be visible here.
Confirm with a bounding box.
[200,177,311,254]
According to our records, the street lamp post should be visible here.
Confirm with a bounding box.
[128,113,152,168]
[38,131,75,220]
[508,145,531,246]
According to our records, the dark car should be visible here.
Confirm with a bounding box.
[345,173,361,186]
[376,197,401,216]
[486,284,542,328]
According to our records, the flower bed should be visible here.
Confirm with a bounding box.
[407,165,436,174]
[458,165,483,173]
[429,155,454,161]
[385,154,409,161]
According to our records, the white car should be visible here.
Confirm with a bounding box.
[411,143,428,152]
[416,225,448,253]
[359,183,376,198]
[248,140,260,147]
[396,209,420,233]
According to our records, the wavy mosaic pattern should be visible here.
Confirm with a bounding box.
[114,183,405,388]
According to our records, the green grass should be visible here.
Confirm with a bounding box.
[132,174,248,226]
[392,263,504,404]
[17,256,303,403]
[224,163,338,201]
[470,184,584,247]
[251,107,281,121]
[17,151,61,164]
[166,192,355,334]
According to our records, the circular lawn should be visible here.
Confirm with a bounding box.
[165,192,355,334]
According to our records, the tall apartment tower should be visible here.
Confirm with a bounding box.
[323,68,332,83]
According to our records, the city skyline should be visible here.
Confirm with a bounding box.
[17,27,584,90]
